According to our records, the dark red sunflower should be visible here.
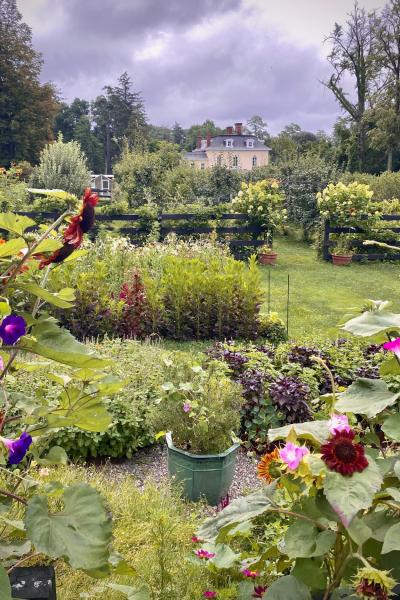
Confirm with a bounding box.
[321,429,368,476]
[356,579,388,599]
[39,188,98,269]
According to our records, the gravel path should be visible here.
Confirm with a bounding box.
[100,444,261,504]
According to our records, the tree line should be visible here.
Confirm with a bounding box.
[1,0,400,174]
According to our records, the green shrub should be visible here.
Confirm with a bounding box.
[341,170,400,201]
[29,134,90,196]
[51,238,266,341]
[0,166,29,211]
[28,188,81,213]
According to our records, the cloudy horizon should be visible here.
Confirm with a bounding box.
[17,0,386,134]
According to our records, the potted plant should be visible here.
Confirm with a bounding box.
[331,234,354,266]
[153,362,242,505]
[258,244,278,265]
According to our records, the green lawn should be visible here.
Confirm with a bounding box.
[260,236,400,339]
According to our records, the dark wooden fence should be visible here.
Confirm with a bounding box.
[18,211,267,253]
[323,215,400,261]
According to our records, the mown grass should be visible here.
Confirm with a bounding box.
[259,236,400,339]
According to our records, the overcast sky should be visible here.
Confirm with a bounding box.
[17,0,386,133]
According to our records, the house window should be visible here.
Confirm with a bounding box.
[200,163,205,170]
[102,178,110,190]
[225,139,233,147]
[252,155,257,168]
[217,154,222,166]
[247,139,254,148]
[232,155,238,168]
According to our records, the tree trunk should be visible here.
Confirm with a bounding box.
[387,148,393,172]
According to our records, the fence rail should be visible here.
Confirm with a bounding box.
[15,211,267,253]
[323,215,400,261]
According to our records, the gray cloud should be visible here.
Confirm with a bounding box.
[18,0,342,132]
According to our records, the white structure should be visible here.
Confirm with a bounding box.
[90,174,114,198]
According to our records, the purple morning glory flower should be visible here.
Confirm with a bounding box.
[183,402,191,413]
[0,315,26,345]
[1,432,32,465]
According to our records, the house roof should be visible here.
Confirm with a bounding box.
[184,151,208,160]
[208,134,270,151]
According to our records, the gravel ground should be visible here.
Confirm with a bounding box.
[100,444,261,505]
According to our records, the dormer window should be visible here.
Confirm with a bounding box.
[246,139,254,148]
[225,139,233,147]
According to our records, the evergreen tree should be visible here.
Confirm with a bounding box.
[0,0,59,166]
[172,122,185,148]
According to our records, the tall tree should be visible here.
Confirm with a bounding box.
[370,0,400,170]
[0,0,59,166]
[246,115,269,141]
[325,2,376,170]
[92,72,147,173]
[172,122,185,148]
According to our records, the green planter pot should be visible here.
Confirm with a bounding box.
[166,432,239,505]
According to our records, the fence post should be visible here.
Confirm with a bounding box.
[323,219,330,261]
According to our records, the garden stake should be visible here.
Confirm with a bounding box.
[267,270,271,314]
[286,273,290,336]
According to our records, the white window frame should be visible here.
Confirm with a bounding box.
[247,139,254,148]
[102,178,110,190]
[225,139,233,147]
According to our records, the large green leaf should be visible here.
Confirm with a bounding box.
[335,379,400,418]
[25,483,112,570]
[380,356,400,377]
[21,320,111,368]
[264,575,311,599]
[212,543,240,569]
[198,486,276,541]
[323,460,383,526]
[382,414,400,442]
[107,585,150,600]
[18,283,75,308]
[268,421,330,444]
[284,521,335,559]
[0,565,12,600]
[46,387,112,432]
[382,522,400,554]
[0,237,26,258]
[292,558,327,591]
[0,540,31,559]
[343,309,400,337]
[37,446,68,465]
[0,213,36,236]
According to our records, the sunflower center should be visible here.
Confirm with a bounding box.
[333,440,357,463]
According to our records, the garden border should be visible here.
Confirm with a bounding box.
[323,215,400,261]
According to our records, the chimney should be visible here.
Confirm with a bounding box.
[226,126,233,135]
[196,132,202,149]
[206,130,211,147]
[235,122,242,135]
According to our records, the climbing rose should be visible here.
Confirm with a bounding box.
[328,414,351,434]
[279,442,309,470]
[1,432,32,465]
[195,549,215,560]
[383,337,400,360]
[0,315,26,345]
[321,429,368,476]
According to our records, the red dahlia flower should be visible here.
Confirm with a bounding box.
[321,429,368,476]
[39,188,98,269]
[252,585,268,598]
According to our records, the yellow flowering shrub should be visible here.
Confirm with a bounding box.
[231,178,286,231]
[316,181,380,226]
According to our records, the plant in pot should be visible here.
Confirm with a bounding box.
[153,360,242,505]
[258,243,278,266]
[331,234,354,266]
[194,332,400,598]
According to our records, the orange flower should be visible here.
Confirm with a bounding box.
[0,239,6,245]
[257,448,280,483]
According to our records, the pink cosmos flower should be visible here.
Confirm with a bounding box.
[183,402,191,413]
[195,549,216,560]
[242,569,259,578]
[328,414,351,434]
[203,593,217,598]
[383,337,400,359]
[279,442,309,470]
